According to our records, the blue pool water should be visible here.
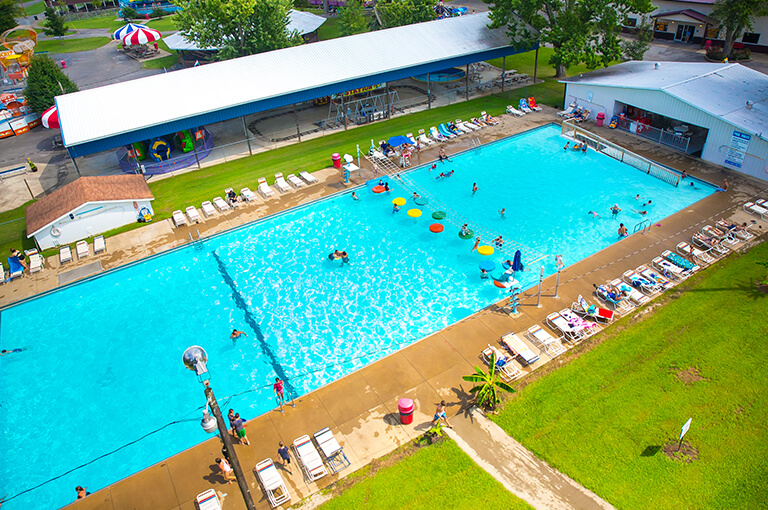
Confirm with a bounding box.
[0,125,713,508]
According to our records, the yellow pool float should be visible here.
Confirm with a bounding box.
[478,245,494,256]
[392,197,406,206]
[407,208,422,218]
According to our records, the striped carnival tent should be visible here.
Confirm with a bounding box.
[113,22,148,41]
[122,27,161,46]
[41,105,59,129]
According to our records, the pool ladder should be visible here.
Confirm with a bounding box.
[469,137,481,149]
[633,219,651,235]
[188,229,204,249]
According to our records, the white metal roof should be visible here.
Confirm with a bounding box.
[164,10,326,51]
[57,13,516,148]
[562,62,768,139]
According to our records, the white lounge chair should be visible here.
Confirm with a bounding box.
[637,265,673,291]
[299,171,318,184]
[677,242,715,265]
[287,173,305,188]
[525,324,566,358]
[212,196,231,212]
[506,105,525,117]
[172,210,187,227]
[661,250,699,273]
[29,253,43,273]
[546,311,586,343]
[558,102,577,117]
[255,458,291,508]
[558,308,601,337]
[429,126,448,142]
[406,132,417,144]
[0,263,4,282]
[418,128,434,145]
[76,240,89,260]
[610,278,649,306]
[480,111,499,125]
[94,235,106,254]
[314,427,351,473]
[195,489,222,510]
[481,344,522,381]
[703,225,739,248]
[293,435,327,482]
[500,332,540,365]
[201,201,216,217]
[241,188,257,202]
[716,220,755,241]
[454,119,475,133]
[185,206,202,224]
[623,269,663,296]
[257,178,275,198]
[652,256,690,281]
[692,232,729,256]
[274,173,291,193]
[744,202,768,220]
[571,294,615,324]
[59,245,72,264]
[593,284,634,314]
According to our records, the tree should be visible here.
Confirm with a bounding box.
[338,0,368,36]
[91,0,104,9]
[487,0,653,78]
[462,353,515,410]
[23,54,79,114]
[711,0,768,57]
[42,6,69,37]
[0,0,21,34]
[172,0,302,60]
[374,0,436,29]
[622,15,653,60]
[121,5,138,19]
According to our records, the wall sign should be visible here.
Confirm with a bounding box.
[724,130,751,168]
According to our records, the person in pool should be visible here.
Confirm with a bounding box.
[471,237,481,252]
[230,329,247,343]
[393,204,401,213]
[588,210,600,218]
[384,182,390,192]
[329,250,344,260]
[618,223,628,237]
[581,143,587,154]
[460,224,469,236]
[351,192,359,200]
[412,192,420,200]
[563,142,570,150]
[0,347,27,356]
[448,170,454,177]
[437,172,445,179]
[611,204,621,216]
[472,183,479,195]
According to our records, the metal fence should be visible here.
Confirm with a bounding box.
[63,7,120,21]
[561,119,681,187]
[615,117,690,153]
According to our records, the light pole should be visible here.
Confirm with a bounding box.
[182,346,256,510]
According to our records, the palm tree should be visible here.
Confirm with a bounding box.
[462,353,515,409]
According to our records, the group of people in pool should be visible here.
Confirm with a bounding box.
[329,250,350,265]
[563,141,588,154]
[587,193,655,237]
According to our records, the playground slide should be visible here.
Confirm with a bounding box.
[131,141,147,160]
[438,123,456,138]
[149,138,171,162]
[174,130,194,153]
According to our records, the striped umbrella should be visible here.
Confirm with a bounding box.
[41,105,59,129]
[113,22,148,41]
[122,27,161,46]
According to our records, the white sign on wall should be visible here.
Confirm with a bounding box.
[724,130,751,168]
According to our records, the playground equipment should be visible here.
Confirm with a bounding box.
[173,130,194,152]
[129,141,147,160]
[118,127,215,174]
[0,89,41,139]
[0,25,37,83]
[149,138,171,161]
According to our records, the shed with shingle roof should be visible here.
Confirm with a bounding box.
[26,175,154,250]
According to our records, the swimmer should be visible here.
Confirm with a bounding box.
[351,192,359,200]
[448,170,454,177]
[412,192,420,200]
[633,209,648,215]
[384,183,390,192]
[0,347,27,356]
[471,237,481,252]
[340,251,350,265]
[563,142,570,150]
[588,210,600,218]
[438,147,451,162]
[643,200,652,206]
[460,223,469,236]
[681,170,687,179]
[393,204,401,213]
[618,223,628,237]
[230,329,247,344]
[499,208,505,219]
[581,143,587,154]
[572,142,581,151]
[497,236,504,249]
[480,268,488,279]
[431,163,437,171]
[472,183,479,195]
[635,194,641,200]
[610,204,621,216]
[329,250,344,260]
[378,180,384,187]
[437,172,445,179]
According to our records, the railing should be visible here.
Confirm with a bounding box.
[561,120,681,187]
[615,118,691,153]
[633,219,651,235]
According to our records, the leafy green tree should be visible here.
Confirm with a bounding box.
[0,0,21,33]
[338,0,368,36]
[42,6,69,36]
[375,0,436,29]
[487,0,653,78]
[711,0,768,57]
[172,0,302,60]
[121,5,138,19]
[23,54,79,114]
[462,353,515,410]
[91,0,104,9]
[622,15,653,60]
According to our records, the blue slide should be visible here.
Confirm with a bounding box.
[438,123,455,138]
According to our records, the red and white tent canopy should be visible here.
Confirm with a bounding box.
[41,105,59,129]
[122,27,161,46]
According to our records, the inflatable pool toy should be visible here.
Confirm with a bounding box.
[173,130,194,153]
[609,115,618,129]
[372,185,385,193]
[429,223,444,233]
[149,138,171,162]
[407,208,422,218]
[414,197,429,206]
[477,245,494,256]
[493,278,519,289]
[432,211,446,220]
[392,197,406,206]
[130,141,147,160]
[459,229,474,239]
[502,261,511,270]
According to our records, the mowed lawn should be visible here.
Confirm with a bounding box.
[320,440,532,509]
[492,241,768,510]
[35,37,111,54]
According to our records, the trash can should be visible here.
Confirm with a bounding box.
[332,153,341,169]
[60,60,66,69]
[596,112,605,127]
[398,398,414,425]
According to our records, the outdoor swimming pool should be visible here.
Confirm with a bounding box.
[0,124,714,509]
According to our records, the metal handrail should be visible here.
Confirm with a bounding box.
[633,219,651,235]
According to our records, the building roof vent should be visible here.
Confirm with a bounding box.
[746,100,754,109]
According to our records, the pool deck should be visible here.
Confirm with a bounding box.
[6,110,767,510]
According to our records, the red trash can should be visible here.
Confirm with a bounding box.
[596,112,605,127]
[398,398,414,425]
[60,60,66,69]
[332,153,341,169]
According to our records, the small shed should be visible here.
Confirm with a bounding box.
[26,175,154,250]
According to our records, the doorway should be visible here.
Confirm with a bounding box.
[675,24,696,43]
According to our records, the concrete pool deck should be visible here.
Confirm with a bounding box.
[3,110,767,510]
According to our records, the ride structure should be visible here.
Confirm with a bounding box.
[117,127,215,174]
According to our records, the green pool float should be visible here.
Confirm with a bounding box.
[459,229,474,239]
[432,211,447,220]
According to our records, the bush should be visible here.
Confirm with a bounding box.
[150,7,166,18]
[706,45,726,61]
[121,6,137,19]
[732,47,751,60]
[293,0,310,8]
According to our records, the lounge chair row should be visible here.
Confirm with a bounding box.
[58,236,107,265]
[172,172,319,227]
[505,97,543,116]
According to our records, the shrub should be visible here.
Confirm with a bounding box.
[706,45,726,61]
[293,0,310,8]
[732,47,751,60]
[150,7,166,18]
[121,6,137,19]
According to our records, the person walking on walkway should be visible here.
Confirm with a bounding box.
[432,401,453,428]
[277,441,293,474]
[232,413,249,446]
[216,457,236,483]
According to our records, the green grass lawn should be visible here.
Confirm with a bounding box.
[67,15,124,31]
[146,16,177,32]
[22,1,46,16]
[320,439,532,509]
[492,241,768,510]
[317,17,342,41]
[142,40,178,69]
[35,37,111,54]
[0,202,36,260]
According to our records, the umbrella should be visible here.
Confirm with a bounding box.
[113,22,148,41]
[478,260,495,271]
[122,27,161,46]
[387,135,414,147]
[512,250,524,272]
[41,105,59,129]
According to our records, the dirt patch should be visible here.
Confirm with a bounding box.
[663,441,699,463]
[676,366,707,386]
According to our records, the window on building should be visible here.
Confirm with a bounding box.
[626,17,637,27]
[742,33,760,44]
[655,21,668,32]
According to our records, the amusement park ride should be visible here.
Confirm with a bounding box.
[0,26,41,139]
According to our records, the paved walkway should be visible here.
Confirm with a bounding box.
[448,409,615,510]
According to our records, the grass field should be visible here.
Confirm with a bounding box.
[0,203,36,259]
[492,241,768,510]
[35,37,111,54]
[22,0,46,16]
[319,439,532,509]
[142,40,178,69]
[146,16,177,32]
[317,17,342,41]
[66,15,124,31]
